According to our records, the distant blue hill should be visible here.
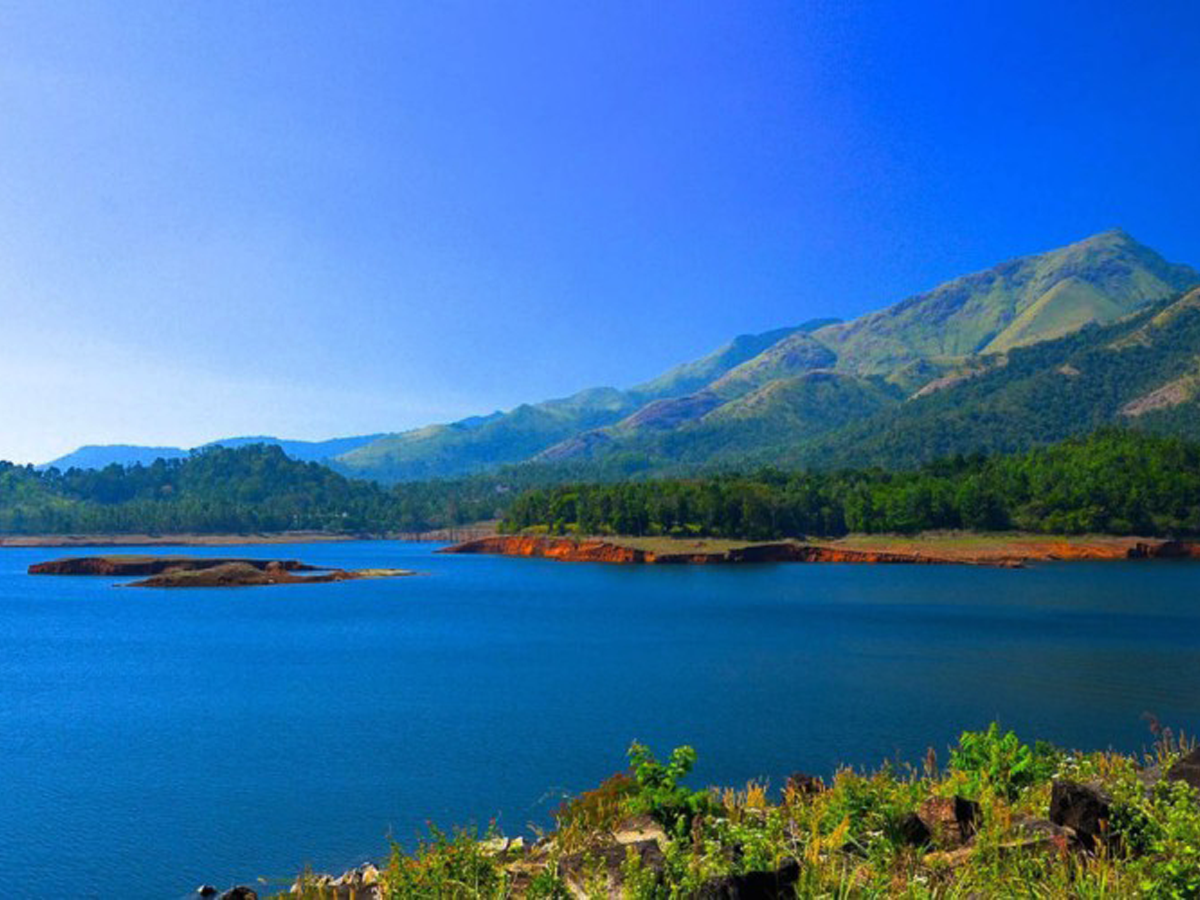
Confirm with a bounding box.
[42,434,385,471]
[40,444,190,470]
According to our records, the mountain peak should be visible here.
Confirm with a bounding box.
[1068,228,1172,260]
[1086,226,1134,243]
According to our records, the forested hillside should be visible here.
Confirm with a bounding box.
[7,431,1200,539]
[500,431,1200,539]
[0,445,506,534]
[796,288,1200,468]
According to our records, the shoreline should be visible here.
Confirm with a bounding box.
[267,728,1200,899]
[440,532,1200,566]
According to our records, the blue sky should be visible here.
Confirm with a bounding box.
[2,1,1198,462]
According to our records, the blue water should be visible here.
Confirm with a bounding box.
[1,542,1199,897]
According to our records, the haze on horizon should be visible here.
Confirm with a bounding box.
[2,1,1198,464]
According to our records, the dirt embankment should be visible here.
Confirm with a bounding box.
[440,535,651,563]
[438,536,1001,566]
[439,534,1200,567]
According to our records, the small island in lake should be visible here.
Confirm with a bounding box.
[28,555,414,587]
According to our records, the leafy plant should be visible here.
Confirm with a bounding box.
[627,741,713,836]
[949,724,1058,801]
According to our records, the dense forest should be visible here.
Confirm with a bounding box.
[4,430,1199,538]
[500,430,1200,538]
[0,444,508,534]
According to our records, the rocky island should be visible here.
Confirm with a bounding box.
[28,555,413,587]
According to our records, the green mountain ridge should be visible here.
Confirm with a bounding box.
[524,230,1198,475]
[793,286,1200,469]
[808,229,1197,375]
[334,320,839,482]
[49,230,1199,483]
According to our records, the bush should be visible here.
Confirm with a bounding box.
[627,742,713,836]
[948,724,1059,801]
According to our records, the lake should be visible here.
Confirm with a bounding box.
[1,541,1198,897]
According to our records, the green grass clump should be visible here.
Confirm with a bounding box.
[279,724,1200,899]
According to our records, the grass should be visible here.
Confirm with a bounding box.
[279,724,1200,899]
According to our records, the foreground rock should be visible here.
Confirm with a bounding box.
[1049,780,1113,850]
[290,863,382,899]
[29,555,414,587]
[695,860,800,899]
[1167,747,1200,790]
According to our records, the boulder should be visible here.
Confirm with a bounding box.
[1167,748,1200,791]
[898,812,932,847]
[217,888,258,900]
[195,888,218,899]
[916,796,980,849]
[694,859,800,899]
[1004,815,1074,855]
[1049,781,1112,849]
[611,814,666,847]
[330,863,382,899]
[289,864,381,899]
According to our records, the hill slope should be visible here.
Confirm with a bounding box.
[795,287,1200,469]
[333,321,839,482]
[523,231,1198,474]
[808,229,1197,376]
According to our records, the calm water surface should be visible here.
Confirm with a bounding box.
[1,541,1198,897]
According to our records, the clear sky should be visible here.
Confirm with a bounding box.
[2,1,1198,463]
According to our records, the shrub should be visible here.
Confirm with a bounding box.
[627,742,713,836]
[949,724,1058,801]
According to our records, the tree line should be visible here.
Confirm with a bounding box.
[499,430,1200,538]
[0,444,507,535]
[4,430,1198,538]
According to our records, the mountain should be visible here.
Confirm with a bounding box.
[44,230,1198,483]
[43,434,384,471]
[332,319,840,482]
[795,286,1200,469]
[628,319,839,399]
[364,228,1191,481]
[808,229,1198,377]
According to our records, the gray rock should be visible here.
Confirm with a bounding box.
[899,812,932,847]
[695,860,800,899]
[1049,781,1111,850]
[1167,748,1200,791]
